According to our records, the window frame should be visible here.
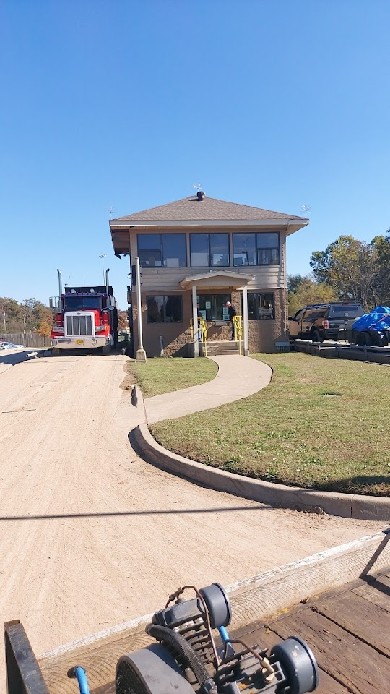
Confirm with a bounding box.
[190,233,230,267]
[137,234,187,268]
[233,232,280,266]
[247,292,275,320]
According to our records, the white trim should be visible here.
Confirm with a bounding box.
[180,271,254,289]
[110,219,308,233]
[192,284,199,357]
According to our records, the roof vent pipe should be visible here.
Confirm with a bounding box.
[196,191,205,200]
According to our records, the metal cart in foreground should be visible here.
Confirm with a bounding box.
[5,583,319,694]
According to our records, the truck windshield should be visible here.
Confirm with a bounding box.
[64,296,102,311]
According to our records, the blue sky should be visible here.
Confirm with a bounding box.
[1,0,389,309]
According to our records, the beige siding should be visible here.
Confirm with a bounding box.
[129,229,287,291]
[128,226,288,356]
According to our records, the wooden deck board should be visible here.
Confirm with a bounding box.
[313,590,390,656]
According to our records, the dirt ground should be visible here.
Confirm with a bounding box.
[0,352,386,680]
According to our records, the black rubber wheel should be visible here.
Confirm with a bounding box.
[199,583,231,628]
[117,643,194,694]
[271,636,319,694]
[311,330,322,343]
[357,332,372,347]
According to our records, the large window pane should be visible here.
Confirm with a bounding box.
[147,295,183,323]
[162,234,186,267]
[210,233,229,266]
[147,296,164,322]
[247,293,274,319]
[256,232,279,248]
[197,294,230,321]
[138,234,162,267]
[138,234,187,267]
[256,233,280,265]
[164,296,182,321]
[190,234,209,266]
[233,234,256,266]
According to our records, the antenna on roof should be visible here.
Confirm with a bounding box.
[193,183,205,200]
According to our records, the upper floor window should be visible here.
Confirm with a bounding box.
[190,233,229,267]
[138,234,187,268]
[233,232,280,266]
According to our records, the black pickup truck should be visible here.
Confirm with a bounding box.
[288,302,365,342]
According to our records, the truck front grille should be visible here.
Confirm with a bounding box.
[65,314,93,336]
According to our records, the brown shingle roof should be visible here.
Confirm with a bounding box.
[110,195,306,223]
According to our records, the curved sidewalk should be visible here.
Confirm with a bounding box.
[144,355,272,424]
[132,355,390,521]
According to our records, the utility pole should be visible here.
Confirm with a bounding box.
[135,256,147,362]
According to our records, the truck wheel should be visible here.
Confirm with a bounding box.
[311,329,322,343]
[357,332,371,347]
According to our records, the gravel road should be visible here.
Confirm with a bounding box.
[0,353,385,669]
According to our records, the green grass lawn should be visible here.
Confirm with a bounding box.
[144,353,390,496]
[126,357,218,397]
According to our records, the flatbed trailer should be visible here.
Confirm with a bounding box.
[5,530,390,694]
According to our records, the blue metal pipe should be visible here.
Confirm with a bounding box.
[69,666,90,694]
[218,625,230,643]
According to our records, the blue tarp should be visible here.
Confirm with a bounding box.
[352,306,390,332]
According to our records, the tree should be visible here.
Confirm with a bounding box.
[310,235,378,309]
[287,276,337,316]
[117,310,129,330]
[37,320,52,337]
[371,231,390,304]
[287,274,306,294]
[0,297,53,335]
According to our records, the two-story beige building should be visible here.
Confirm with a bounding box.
[109,193,308,357]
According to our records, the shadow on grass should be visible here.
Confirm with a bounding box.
[315,475,390,496]
[212,465,390,497]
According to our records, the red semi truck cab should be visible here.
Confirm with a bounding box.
[51,284,118,353]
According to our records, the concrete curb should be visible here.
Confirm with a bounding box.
[129,386,390,521]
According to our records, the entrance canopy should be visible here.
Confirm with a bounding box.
[180,271,253,290]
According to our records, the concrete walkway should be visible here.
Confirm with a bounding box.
[144,355,272,424]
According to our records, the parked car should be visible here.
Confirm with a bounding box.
[350,306,390,346]
[288,302,365,342]
[0,341,25,350]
